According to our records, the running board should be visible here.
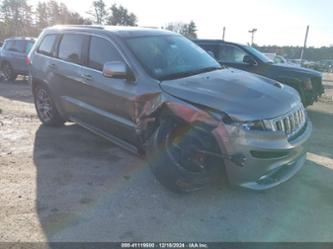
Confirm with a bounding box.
[70,117,139,155]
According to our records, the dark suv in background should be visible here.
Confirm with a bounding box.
[194,40,324,107]
[0,37,35,81]
[28,26,311,192]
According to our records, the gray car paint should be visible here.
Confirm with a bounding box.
[160,68,301,121]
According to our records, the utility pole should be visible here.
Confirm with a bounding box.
[248,28,257,46]
[300,25,310,64]
[222,26,226,41]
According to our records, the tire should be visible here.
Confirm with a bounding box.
[297,83,315,107]
[34,84,65,126]
[147,119,223,193]
[2,62,17,81]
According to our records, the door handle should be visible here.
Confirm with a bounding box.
[81,73,93,81]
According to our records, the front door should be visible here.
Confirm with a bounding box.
[78,36,139,146]
[218,44,260,73]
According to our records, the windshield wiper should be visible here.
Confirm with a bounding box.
[160,66,221,81]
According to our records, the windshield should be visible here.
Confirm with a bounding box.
[245,46,273,64]
[126,35,221,80]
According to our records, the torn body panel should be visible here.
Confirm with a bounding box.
[131,92,165,146]
[131,90,221,150]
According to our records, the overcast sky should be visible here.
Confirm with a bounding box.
[31,0,333,47]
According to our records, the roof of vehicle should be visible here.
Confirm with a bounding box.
[4,37,36,42]
[193,39,247,47]
[46,25,175,38]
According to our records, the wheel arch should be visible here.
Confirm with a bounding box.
[31,78,68,121]
[142,100,222,154]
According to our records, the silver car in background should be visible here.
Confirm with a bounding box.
[0,37,35,81]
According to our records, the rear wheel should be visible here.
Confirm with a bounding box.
[148,119,223,193]
[34,84,65,126]
[2,63,17,81]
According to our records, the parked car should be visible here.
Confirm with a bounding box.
[28,26,312,192]
[0,37,35,81]
[264,53,300,67]
[314,59,333,72]
[194,40,324,106]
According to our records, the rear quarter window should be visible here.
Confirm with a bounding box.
[38,35,57,56]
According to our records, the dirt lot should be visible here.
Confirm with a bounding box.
[0,76,333,242]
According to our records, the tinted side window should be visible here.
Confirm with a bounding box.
[199,44,218,58]
[88,37,122,71]
[38,35,56,56]
[58,34,84,64]
[218,45,248,63]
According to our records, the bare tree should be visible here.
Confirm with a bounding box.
[0,0,34,38]
[88,0,108,24]
[0,0,138,42]
[106,4,137,26]
[165,21,198,39]
[35,2,48,30]
[34,0,92,32]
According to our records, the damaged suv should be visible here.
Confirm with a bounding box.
[28,26,312,192]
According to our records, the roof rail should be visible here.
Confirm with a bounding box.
[5,36,36,41]
[51,25,105,30]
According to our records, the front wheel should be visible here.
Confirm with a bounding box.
[34,84,65,126]
[147,119,223,193]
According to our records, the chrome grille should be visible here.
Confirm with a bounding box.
[266,104,306,137]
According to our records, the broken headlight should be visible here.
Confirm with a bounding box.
[242,120,266,131]
[241,120,275,131]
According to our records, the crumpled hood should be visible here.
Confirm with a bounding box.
[160,68,301,121]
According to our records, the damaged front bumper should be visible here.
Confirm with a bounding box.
[212,119,312,190]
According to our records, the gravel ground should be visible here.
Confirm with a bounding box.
[0,76,332,242]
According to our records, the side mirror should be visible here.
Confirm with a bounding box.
[103,61,130,79]
[243,55,257,66]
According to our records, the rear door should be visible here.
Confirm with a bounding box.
[78,35,139,146]
[50,33,87,120]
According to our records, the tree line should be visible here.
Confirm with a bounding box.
[7,0,330,61]
[0,0,198,42]
[257,45,333,61]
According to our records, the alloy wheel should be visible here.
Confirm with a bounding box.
[36,88,54,122]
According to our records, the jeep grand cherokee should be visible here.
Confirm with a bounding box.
[28,26,312,192]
